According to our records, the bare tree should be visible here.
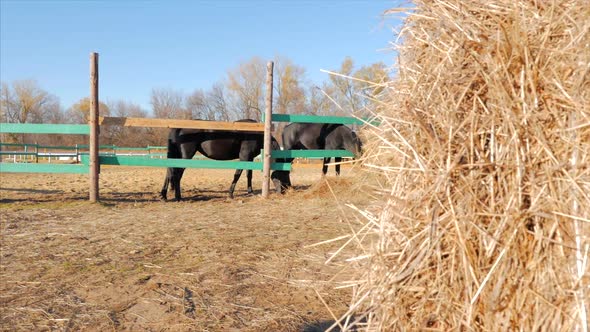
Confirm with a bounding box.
[66,97,110,124]
[0,80,62,143]
[105,100,151,146]
[226,57,266,121]
[307,82,337,115]
[325,57,390,117]
[352,61,389,116]
[0,80,59,124]
[185,89,209,120]
[207,83,230,121]
[274,56,307,115]
[151,88,190,119]
[185,83,231,121]
[327,57,359,115]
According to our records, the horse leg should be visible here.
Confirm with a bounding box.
[246,169,253,195]
[173,168,185,201]
[229,169,243,199]
[322,157,330,176]
[335,157,342,176]
[160,168,172,200]
[172,141,197,201]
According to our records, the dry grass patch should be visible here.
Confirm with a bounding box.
[1,166,370,331]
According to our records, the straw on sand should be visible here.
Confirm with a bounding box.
[336,0,589,330]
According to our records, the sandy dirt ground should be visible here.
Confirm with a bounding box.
[0,164,373,331]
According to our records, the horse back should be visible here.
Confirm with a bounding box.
[282,123,344,150]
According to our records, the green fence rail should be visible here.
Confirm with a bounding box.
[0,163,88,174]
[0,123,90,135]
[268,113,379,126]
[80,155,291,171]
[0,151,38,156]
[271,149,354,159]
[269,114,364,125]
[0,142,39,148]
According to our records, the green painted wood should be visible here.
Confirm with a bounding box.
[75,144,116,149]
[268,114,380,126]
[80,155,291,171]
[272,149,354,158]
[0,142,39,148]
[271,114,375,125]
[0,123,90,135]
[0,152,37,156]
[37,145,79,150]
[114,147,150,151]
[0,162,88,174]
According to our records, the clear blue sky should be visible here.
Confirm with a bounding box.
[1,0,403,112]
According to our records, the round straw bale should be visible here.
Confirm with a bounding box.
[339,1,590,330]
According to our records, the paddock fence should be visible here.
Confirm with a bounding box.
[0,54,372,200]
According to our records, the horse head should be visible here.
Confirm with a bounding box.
[270,137,291,193]
[271,170,291,193]
[348,130,363,159]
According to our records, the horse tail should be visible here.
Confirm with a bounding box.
[281,124,298,164]
[270,136,286,163]
[167,129,182,159]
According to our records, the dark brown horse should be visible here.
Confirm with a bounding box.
[271,123,362,190]
[160,119,283,201]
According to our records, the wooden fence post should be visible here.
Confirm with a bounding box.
[89,52,99,202]
[261,61,274,198]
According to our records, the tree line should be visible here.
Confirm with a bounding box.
[1,56,388,148]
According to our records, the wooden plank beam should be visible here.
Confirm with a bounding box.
[99,117,265,132]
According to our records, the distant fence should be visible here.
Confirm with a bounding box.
[0,142,168,163]
[0,54,371,200]
[0,124,90,174]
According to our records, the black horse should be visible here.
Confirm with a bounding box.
[160,119,283,201]
[271,123,362,190]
